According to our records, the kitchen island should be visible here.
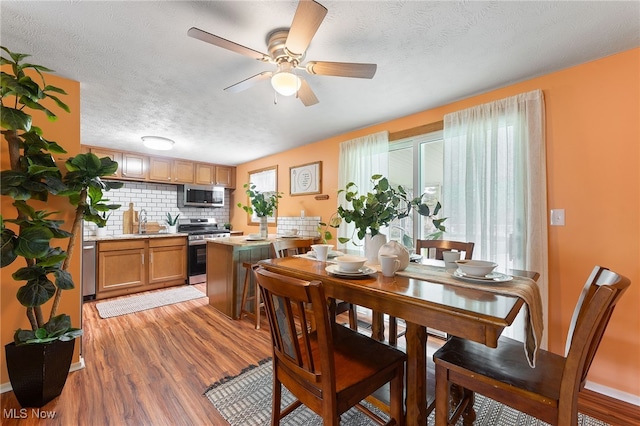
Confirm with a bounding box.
[206,236,315,319]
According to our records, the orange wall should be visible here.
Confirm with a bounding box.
[1,72,82,383]
[232,48,640,399]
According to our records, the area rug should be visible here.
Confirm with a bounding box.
[96,286,206,318]
[204,359,610,426]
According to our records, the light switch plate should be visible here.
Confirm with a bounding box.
[550,209,565,226]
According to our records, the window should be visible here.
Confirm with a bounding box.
[388,131,444,248]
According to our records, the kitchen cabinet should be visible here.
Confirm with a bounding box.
[215,165,235,188]
[89,147,122,178]
[195,163,215,185]
[97,239,146,297]
[121,152,149,180]
[82,145,235,186]
[148,237,187,284]
[173,159,194,183]
[96,236,187,299]
[149,157,173,182]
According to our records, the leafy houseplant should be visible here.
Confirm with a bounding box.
[237,183,282,238]
[326,174,447,244]
[1,46,122,407]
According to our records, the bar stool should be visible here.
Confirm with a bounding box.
[238,262,262,329]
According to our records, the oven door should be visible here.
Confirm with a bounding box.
[187,240,208,284]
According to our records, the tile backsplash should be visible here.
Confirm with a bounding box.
[276,216,322,237]
[83,181,230,237]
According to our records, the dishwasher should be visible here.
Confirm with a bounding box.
[82,241,96,301]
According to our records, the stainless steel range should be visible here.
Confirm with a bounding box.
[178,218,230,284]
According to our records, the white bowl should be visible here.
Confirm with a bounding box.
[335,255,368,272]
[455,260,498,277]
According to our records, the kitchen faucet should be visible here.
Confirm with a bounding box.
[138,209,147,234]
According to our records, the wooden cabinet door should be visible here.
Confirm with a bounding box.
[97,240,146,297]
[121,152,149,180]
[149,157,173,183]
[215,165,235,188]
[195,163,215,185]
[173,160,194,184]
[90,147,122,178]
[148,238,187,285]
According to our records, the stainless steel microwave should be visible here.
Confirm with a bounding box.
[177,185,224,208]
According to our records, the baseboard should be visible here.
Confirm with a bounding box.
[579,388,640,425]
[0,356,85,394]
[585,380,640,406]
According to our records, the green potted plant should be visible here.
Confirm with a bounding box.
[237,183,282,239]
[165,212,180,233]
[328,174,446,262]
[1,46,122,407]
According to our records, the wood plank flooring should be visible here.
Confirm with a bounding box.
[2,284,638,425]
[1,284,272,425]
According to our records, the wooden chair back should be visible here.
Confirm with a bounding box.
[272,239,313,258]
[415,239,474,260]
[433,265,631,425]
[255,266,406,425]
[562,267,631,401]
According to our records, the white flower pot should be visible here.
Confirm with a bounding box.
[364,233,387,265]
[95,227,107,237]
[168,225,177,233]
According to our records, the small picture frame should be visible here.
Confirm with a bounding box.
[290,161,322,196]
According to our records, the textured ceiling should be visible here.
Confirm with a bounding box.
[1,1,638,166]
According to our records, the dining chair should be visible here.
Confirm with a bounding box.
[254,266,407,426]
[415,239,475,261]
[387,239,475,346]
[272,239,358,331]
[433,265,631,426]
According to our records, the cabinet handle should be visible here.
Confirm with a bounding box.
[150,253,153,263]
[141,253,144,265]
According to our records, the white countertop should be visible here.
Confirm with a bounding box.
[206,235,316,247]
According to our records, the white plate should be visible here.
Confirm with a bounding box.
[308,250,344,259]
[449,269,513,283]
[410,254,423,262]
[325,264,376,277]
[281,235,300,238]
[245,237,266,241]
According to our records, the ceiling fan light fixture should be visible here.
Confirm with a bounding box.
[271,62,301,96]
[141,136,175,151]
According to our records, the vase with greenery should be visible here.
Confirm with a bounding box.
[323,174,446,262]
[237,183,282,239]
[165,212,180,233]
[0,46,122,407]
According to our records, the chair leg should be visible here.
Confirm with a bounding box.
[435,363,449,426]
[390,365,405,426]
[272,378,282,425]
[254,280,261,330]
[238,265,251,320]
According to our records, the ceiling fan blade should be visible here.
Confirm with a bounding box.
[188,27,268,61]
[305,61,377,79]
[285,0,328,55]
[297,78,319,106]
[224,72,273,93]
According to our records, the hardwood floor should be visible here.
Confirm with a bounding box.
[1,284,273,425]
[2,285,638,425]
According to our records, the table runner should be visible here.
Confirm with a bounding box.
[390,263,544,368]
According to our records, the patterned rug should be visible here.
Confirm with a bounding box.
[204,359,610,426]
[95,286,206,318]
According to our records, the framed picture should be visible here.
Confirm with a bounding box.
[290,161,322,196]
[247,166,278,225]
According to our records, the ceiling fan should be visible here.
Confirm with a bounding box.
[187,0,377,106]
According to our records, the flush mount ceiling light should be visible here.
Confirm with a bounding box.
[271,61,301,97]
[141,136,175,151]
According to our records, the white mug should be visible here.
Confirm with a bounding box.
[442,250,461,270]
[379,254,400,277]
[310,244,332,262]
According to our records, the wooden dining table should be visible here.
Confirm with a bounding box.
[259,256,540,425]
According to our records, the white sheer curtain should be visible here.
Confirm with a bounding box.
[443,89,548,345]
[337,131,389,252]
